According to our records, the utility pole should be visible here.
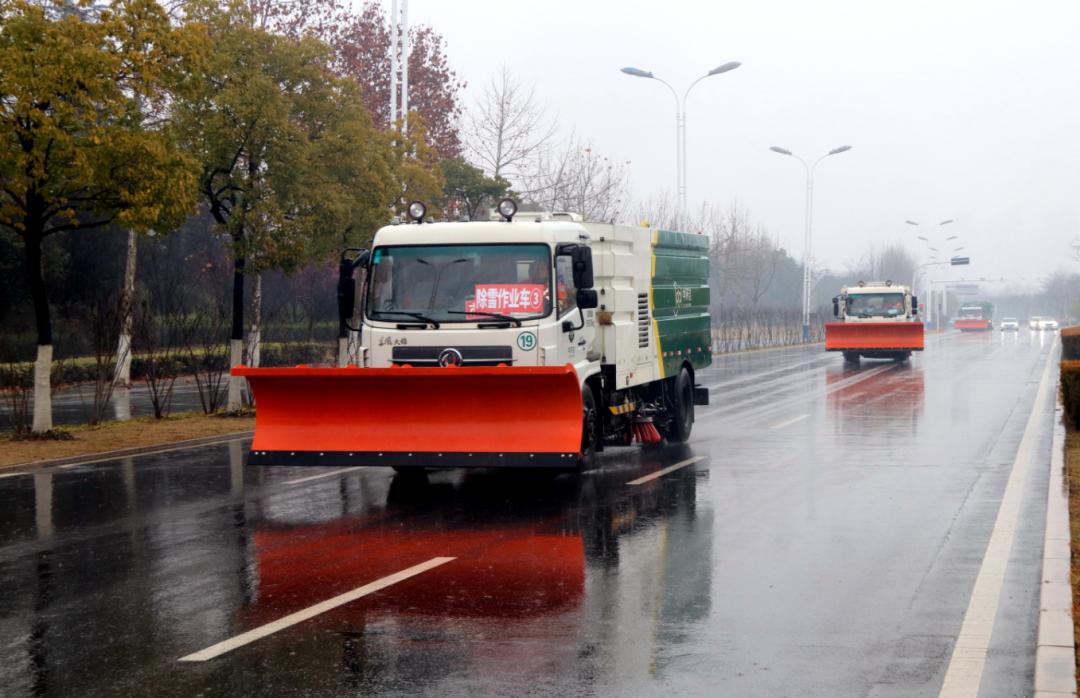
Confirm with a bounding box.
[388,0,409,132]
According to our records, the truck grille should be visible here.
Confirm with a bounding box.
[391,345,514,366]
[638,293,650,347]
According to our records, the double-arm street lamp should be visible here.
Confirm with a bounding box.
[620,61,741,228]
[769,145,853,342]
[906,219,962,326]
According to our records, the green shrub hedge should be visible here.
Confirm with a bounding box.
[1062,326,1080,361]
[1,341,334,388]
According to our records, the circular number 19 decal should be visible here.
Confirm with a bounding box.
[517,331,537,351]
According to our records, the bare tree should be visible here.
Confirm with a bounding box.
[466,66,557,184]
[1,362,32,436]
[134,301,183,420]
[850,242,918,286]
[185,302,231,414]
[631,192,680,231]
[75,298,127,425]
[520,137,630,222]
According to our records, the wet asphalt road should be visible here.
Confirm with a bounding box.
[0,330,1061,697]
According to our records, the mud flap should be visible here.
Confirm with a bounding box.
[693,385,710,406]
[824,322,925,351]
[233,364,583,467]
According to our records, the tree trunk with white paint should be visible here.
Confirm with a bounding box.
[247,273,262,369]
[244,273,262,407]
[337,336,349,367]
[227,338,244,412]
[32,344,53,433]
[114,229,138,388]
[226,254,246,413]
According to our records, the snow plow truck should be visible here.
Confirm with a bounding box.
[954,303,993,331]
[232,201,712,470]
[825,281,923,363]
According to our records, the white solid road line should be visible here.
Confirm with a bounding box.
[178,556,455,662]
[770,414,809,429]
[627,456,705,486]
[284,466,366,485]
[938,340,1058,697]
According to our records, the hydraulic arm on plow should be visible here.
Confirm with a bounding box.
[234,201,713,470]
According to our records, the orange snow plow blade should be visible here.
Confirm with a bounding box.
[232,364,583,468]
[825,322,925,351]
[955,319,991,331]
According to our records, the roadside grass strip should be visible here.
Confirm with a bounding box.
[938,339,1057,697]
[627,456,705,486]
[178,557,455,662]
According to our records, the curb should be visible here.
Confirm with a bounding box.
[0,430,254,473]
[1035,403,1077,697]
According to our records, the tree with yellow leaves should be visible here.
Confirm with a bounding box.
[0,0,201,432]
[174,2,398,410]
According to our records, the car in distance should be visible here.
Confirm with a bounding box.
[1000,317,1019,331]
[1029,316,1042,329]
[1039,318,1060,331]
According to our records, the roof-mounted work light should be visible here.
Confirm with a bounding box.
[407,201,426,223]
[497,198,517,222]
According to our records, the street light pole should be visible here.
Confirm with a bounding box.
[621,62,740,229]
[770,145,853,342]
[906,219,956,329]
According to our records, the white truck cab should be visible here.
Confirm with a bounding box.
[833,281,917,322]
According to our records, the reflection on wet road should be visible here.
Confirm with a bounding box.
[0,330,1060,696]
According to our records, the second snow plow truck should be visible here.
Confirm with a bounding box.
[233,201,712,470]
[955,303,992,331]
[825,281,923,363]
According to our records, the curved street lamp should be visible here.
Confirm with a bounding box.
[907,218,959,327]
[769,144,854,342]
[621,62,742,228]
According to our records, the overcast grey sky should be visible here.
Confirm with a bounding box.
[402,0,1080,289]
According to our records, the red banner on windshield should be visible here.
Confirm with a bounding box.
[466,284,546,316]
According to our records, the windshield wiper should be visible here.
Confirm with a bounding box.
[445,310,522,327]
[370,311,440,328]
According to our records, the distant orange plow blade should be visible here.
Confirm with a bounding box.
[955,319,992,331]
[825,322,925,351]
[232,365,583,468]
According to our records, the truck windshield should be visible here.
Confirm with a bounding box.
[848,293,906,317]
[366,243,552,323]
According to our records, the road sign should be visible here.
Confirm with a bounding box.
[950,256,970,266]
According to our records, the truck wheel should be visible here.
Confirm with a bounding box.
[579,387,599,469]
[843,351,860,364]
[665,368,695,443]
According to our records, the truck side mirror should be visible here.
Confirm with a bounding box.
[832,297,840,318]
[337,248,370,325]
[576,289,598,309]
[337,269,355,322]
[572,246,594,288]
[911,296,919,316]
